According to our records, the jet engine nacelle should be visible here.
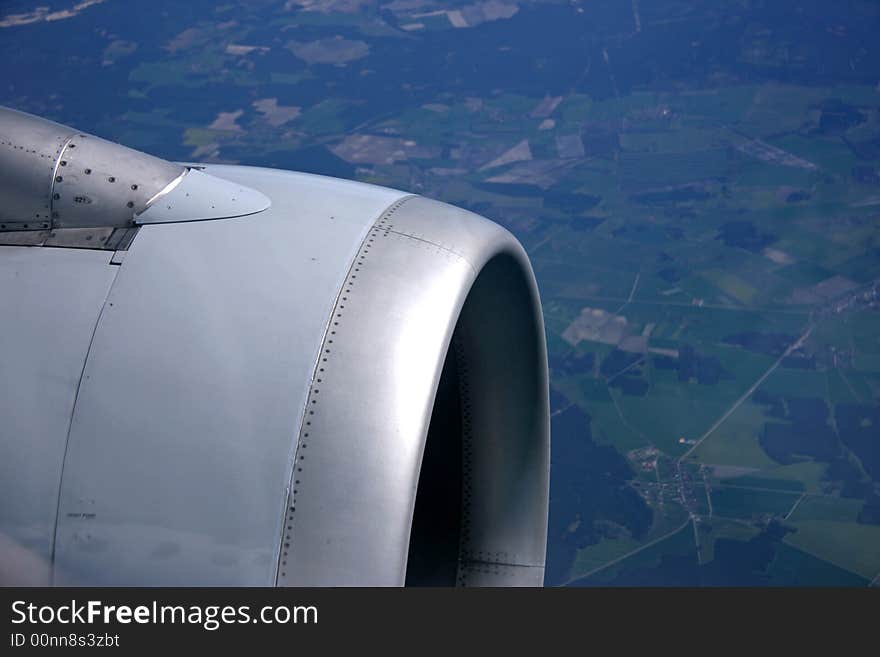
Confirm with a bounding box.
[0,107,550,586]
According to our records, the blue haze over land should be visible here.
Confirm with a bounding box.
[2,0,879,586]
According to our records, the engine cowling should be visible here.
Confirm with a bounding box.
[0,107,550,586]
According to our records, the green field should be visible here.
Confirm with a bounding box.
[720,476,805,492]
[710,486,802,519]
[690,402,776,468]
[574,521,696,585]
[788,495,864,523]
[784,520,880,580]
[768,543,869,586]
[759,367,831,399]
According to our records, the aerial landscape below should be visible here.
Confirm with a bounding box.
[2,0,878,586]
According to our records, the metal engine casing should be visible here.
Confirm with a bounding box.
[0,107,550,587]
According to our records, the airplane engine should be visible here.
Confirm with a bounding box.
[0,107,550,586]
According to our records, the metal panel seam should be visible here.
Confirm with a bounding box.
[272,193,417,585]
[47,255,120,584]
[460,560,545,568]
[385,228,476,274]
[48,134,77,224]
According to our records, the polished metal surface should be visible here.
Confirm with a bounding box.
[0,226,139,251]
[277,196,549,586]
[52,166,407,585]
[135,168,270,224]
[51,132,184,229]
[0,246,118,586]
[0,106,184,231]
[1,126,549,586]
[0,230,52,246]
[0,107,73,230]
